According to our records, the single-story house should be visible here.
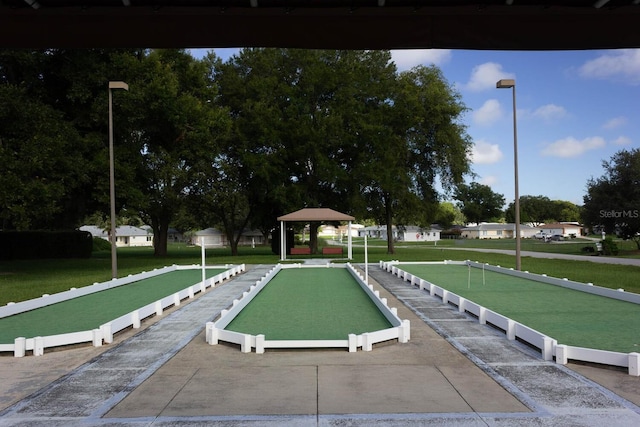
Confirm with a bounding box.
[80,225,154,247]
[359,225,397,240]
[358,225,441,242]
[167,228,184,243]
[538,223,583,238]
[461,223,540,239]
[193,228,224,247]
[397,226,441,242]
[318,225,339,238]
[192,228,265,247]
[303,223,363,241]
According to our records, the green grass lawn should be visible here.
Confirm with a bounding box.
[2,240,640,305]
[225,268,391,340]
[400,264,640,353]
[0,269,226,344]
[354,235,640,257]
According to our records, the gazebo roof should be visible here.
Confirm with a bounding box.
[277,208,355,222]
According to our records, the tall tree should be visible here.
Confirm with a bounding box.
[505,195,554,226]
[583,148,640,248]
[454,182,505,225]
[0,84,83,229]
[437,202,466,227]
[210,49,297,251]
[214,49,394,254]
[358,65,473,253]
[551,200,582,223]
[131,49,228,256]
[0,49,143,230]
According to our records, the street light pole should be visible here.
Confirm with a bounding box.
[108,81,128,279]
[496,79,521,271]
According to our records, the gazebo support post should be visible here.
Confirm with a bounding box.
[348,221,353,259]
[280,220,286,261]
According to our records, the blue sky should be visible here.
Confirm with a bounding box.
[191,48,640,207]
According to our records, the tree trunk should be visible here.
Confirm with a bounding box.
[229,231,239,256]
[309,221,321,254]
[153,218,169,257]
[384,194,395,254]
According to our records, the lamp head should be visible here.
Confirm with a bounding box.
[109,81,129,91]
[496,79,515,89]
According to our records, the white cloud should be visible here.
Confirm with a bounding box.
[470,140,504,165]
[603,116,627,130]
[532,104,568,121]
[578,49,640,85]
[464,62,515,92]
[541,136,606,158]
[612,136,632,146]
[472,99,504,126]
[390,49,452,71]
[479,175,499,186]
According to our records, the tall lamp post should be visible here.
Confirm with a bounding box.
[496,78,521,271]
[108,81,128,279]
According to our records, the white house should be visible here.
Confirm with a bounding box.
[461,223,540,239]
[192,228,265,247]
[397,226,441,242]
[80,225,154,247]
[192,228,224,247]
[338,223,364,238]
[358,225,440,242]
[539,223,583,238]
[359,225,397,240]
[318,225,339,238]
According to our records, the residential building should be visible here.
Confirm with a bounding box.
[461,223,540,239]
[80,225,153,247]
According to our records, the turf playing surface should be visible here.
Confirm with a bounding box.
[225,268,392,340]
[400,264,640,354]
[0,269,226,344]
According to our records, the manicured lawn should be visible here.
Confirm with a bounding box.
[0,245,280,305]
[400,263,640,354]
[0,269,226,344]
[2,241,640,305]
[225,268,392,340]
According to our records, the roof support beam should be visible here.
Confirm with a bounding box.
[23,0,40,9]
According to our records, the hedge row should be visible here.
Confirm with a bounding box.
[0,231,93,260]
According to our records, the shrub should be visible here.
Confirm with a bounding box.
[0,231,93,260]
[601,237,619,256]
[92,237,112,252]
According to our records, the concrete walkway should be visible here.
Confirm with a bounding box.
[1,263,640,426]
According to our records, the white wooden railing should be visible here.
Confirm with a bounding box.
[207,263,410,353]
[0,264,245,357]
[380,260,640,376]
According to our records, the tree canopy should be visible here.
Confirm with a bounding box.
[1,48,473,256]
[454,182,505,225]
[583,148,640,249]
[505,195,581,226]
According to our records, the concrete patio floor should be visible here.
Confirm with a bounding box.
[1,263,639,426]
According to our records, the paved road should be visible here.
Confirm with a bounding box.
[443,246,640,266]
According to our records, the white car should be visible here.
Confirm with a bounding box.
[533,232,550,240]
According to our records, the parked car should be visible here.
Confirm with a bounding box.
[533,232,550,240]
[550,234,564,241]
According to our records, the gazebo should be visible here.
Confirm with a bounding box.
[277,208,355,261]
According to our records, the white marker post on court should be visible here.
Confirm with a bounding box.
[201,236,206,287]
[364,234,369,284]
